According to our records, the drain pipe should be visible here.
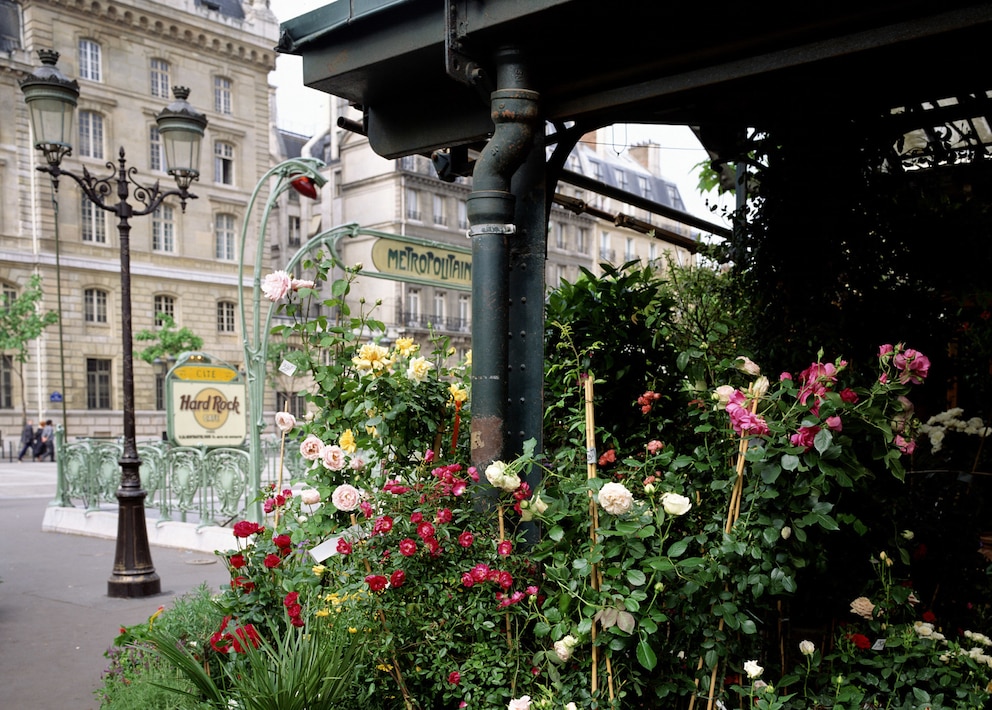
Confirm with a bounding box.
[467,47,540,467]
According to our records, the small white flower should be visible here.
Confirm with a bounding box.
[553,635,578,662]
[780,526,792,540]
[743,659,763,679]
[660,492,692,516]
[901,529,915,540]
[799,640,815,656]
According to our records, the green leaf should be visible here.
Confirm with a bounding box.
[636,638,658,670]
[627,569,647,586]
[667,539,689,557]
[781,454,800,471]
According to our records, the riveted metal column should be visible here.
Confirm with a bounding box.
[507,126,546,459]
[467,47,540,468]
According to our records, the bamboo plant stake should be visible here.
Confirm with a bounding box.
[583,374,615,702]
[688,387,760,710]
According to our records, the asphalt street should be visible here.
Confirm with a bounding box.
[0,459,232,709]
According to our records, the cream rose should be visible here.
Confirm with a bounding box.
[799,640,815,656]
[598,482,634,516]
[554,635,578,662]
[299,434,324,461]
[261,270,293,301]
[850,596,875,620]
[736,356,761,376]
[321,444,346,471]
[744,659,763,679]
[300,488,321,506]
[507,697,531,710]
[274,411,296,433]
[331,484,361,511]
[406,356,433,384]
[660,492,692,516]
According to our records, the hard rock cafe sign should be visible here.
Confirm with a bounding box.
[165,354,247,447]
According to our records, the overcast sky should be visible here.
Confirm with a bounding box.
[267,0,731,225]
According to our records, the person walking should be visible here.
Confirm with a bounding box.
[17,419,35,462]
[38,419,55,462]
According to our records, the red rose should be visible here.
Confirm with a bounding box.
[283,592,299,608]
[233,521,264,538]
[922,610,937,623]
[290,616,305,628]
[461,573,475,587]
[390,569,406,588]
[448,671,461,685]
[497,540,513,556]
[458,531,474,548]
[336,538,353,555]
[436,508,453,524]
[471,564,489,582]
[286,603,302,618]
[850,633,871,650]
[263,554,281,569]
[229,553,246,569]
[365,574,388,592]
[424,537,441,556]
[410,512,423,524]
[399,538,418,557]
[373,516,394,535]
[416,521,435,540]
[233,624,261,652]
[273,534,292,549]
[497,570,513,590]
[231,576,255,593]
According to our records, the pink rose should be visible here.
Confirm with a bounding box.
[895,434,916,455]
[893,348,930,385]
[399,538,417,556]
[291,278,315,290]
[331,484,361,511]
[300,488,321,506]
[646,439,663,454]
[826,416,843,432]
[261,270,293,301]
[790,425,820,451]
[274,411,296,433]
[321,444,346,470]
[299,435,324,461]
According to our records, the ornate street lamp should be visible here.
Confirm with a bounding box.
[20,49,207,598]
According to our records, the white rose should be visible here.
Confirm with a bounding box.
[300,488,321,506]
[736,356,761,376]
[713,385,736,405]
[485,461,508,487]
[520,494,549,522]
[598,482,634,516]
[744,660,763,679]
[799,640,815,656]
[405,356,433,384]
[331,484,361,512]
[660,492,692,516]
[274,411,296,433]
[507,696,531,710]
[553,635,578,662]
[780,526,792,540]
[565,704,577,710]
[752,375,770,398]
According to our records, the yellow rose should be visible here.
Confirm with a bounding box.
[339,428,357,453]
[394,337,418,357]
[449,383,468,403]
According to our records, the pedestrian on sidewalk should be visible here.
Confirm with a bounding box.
[17,419,35,462]
[38,419,55,462]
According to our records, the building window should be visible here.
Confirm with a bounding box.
[405,188,421,221]
[592,161,604,182]
[81,196,107,243]
[150,58,170,99]
[615,168,628,191]
[625,237,635,261]
[599,232,613,261]
[433,291,446,323]
[217,301,236,333]
[458,294,470,331]
[405,289,420,326]
[155,373,166,411]
[215,213,236,260]
[149,126,165,172]
[457,200,468,230]
[152,205,174,252]
[153,295,175,325]
[87,358,112,409]
[577,227,588,253]
[276,391,307,418]
[0,354,12,409]
[214,141,234,185]
[432,194,447,226]
[638,175,652,198]
[554,222,565,249]
[78,111,103,159]
[78,39,101,81]
[84,288,108,323]
[288,216,301,247]
[214,76,232,114]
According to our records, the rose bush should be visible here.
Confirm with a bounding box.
[192,259,991,710]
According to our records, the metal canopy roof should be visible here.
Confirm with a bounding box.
[278,0,992,162]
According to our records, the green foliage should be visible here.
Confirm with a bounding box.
[0,273,59,362]
[135,313,204,365]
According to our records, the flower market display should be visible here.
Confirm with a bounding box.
[108,259,992,710]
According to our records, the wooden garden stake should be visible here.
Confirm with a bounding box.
[689,386,761,710]
[583,373,615,702]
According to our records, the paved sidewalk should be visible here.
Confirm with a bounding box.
[0,459,233,709]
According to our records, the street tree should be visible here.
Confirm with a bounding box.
[0,274,60,422]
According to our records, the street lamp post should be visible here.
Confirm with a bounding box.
[20,49,207,598]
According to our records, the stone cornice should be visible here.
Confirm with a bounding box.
[28,0,278,71]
